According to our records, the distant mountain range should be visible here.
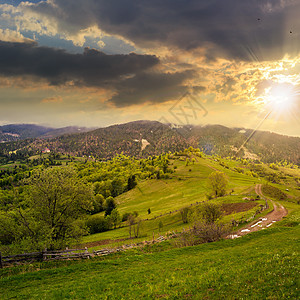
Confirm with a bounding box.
[0,124,92,142]
[0,121,299,165]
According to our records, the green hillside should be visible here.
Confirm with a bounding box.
[1,202,299,299]
[0,148,299,299]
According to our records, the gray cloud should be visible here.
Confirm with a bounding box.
[0,40,159,86]
[0,40,195,106]
[28,0,300,61]
[109,70,195,107]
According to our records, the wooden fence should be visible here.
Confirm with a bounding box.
[0,247,91,268]
[0,234,174,268]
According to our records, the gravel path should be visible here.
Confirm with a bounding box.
[229,184,287,239]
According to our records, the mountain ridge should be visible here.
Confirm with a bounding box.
[0,120,299,165]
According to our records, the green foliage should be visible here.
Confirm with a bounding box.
[0,167,94,251]
[180,207,189,224]
[208,171,228,197]
[199,202,223,224]
[126,214,143,238]
[104,197,116,216]
[24,167,93,249]
[188,203,223,225]
[110,209,121,229]
[127,175,137,191]
[178,223,230,246]
[122,212,131,222]
[91,194,105,214]
[86,215,111,234]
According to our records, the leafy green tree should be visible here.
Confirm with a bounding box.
[17,167,93,249]
[104,196,116,216]
[110,209,121,229]
[92,194,105,214]
[208,171,228,197]
[200,203,223,224]
[127,174,137,191]
[111,178,124,197]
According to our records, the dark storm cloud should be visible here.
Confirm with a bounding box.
[29,0,300,61]
[0,40,195,106]
[0,40,159,86]
[109,70,195,107]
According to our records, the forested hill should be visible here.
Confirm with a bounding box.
[1,121,299,165]
[0,124,91,142]
[0,124,53,142]
[29,121,190,159]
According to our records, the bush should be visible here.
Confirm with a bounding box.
[176,223,231,247]
[122,212,131,222]
[188,202,223,225]
[86,215,111,234]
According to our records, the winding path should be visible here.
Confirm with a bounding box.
[229,184,288,238]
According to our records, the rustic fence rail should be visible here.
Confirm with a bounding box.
[0,247,92,268]
[0,234,175,268]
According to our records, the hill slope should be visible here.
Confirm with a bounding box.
[1,121,299,164]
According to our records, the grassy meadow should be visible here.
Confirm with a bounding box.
[0,153,299,299]
[0,207,299,299]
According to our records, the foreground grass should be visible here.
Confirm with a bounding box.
[1,221,299,299]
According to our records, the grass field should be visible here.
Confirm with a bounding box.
[0,155,299,299]
[1,208,299,299]
[115,157,257,219]
[81,155,269,247]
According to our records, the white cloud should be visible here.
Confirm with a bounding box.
[0,28,34,43]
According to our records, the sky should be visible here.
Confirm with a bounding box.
[0,0,299,136]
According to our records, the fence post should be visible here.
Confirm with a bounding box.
[43,248,47,261]
[0,251,3,269]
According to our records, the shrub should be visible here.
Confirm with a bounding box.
[176,223,231,247]
[122,212,131,222]
[86,215,111,234]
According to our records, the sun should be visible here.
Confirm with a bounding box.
[264,83,297,113]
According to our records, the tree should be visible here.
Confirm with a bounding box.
[180,207,189,224]
[200,202,223,224]
[110,209,121,229]
[127,214,135,238]
[111,178,124,197]
[92,194,105,214]
[158,220,163,232]
[104,196,116,216]
[18,167,93,250]
[127,174,137,191]
[208,171,228,197]
[126,214,142,238]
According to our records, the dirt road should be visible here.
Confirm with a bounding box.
[229,184,288,239]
